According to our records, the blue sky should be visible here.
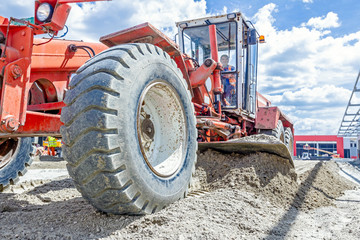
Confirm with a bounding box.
[207,0,360,36]
[1,0,360,135]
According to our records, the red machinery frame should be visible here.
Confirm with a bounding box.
[0,0,108,137]
[100,22,293,142]
[0,0,293,142]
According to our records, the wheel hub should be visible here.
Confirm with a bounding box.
[141,117,155,140]
[137,80,188,178]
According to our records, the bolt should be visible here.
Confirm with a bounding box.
[8,119,16,129]
[204,58,213,67]
[67,44,77,53]
[11,65,22,79]
[3,117,19,132]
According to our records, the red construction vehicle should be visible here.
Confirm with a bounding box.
[0,0,293,214]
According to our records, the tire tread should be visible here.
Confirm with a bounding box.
[61,43,197,215]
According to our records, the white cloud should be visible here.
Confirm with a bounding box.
[221,6,229,14]
[292,117,341,136]
[265,85,351,134]
[270,85,351,106]
[253,4,360,135]
[254,4,359,93]
[65,0,207,42]
[303,12,341,29]
[253,3,278,37]
[302,0,314,3]
[0,1,33,19]
[0,0,32,8]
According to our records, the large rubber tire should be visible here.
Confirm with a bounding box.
[0,137,35,191]
[60,43,197,215]
[260,120,285,143]
[284,127,294,156]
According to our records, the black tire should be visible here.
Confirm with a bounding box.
[260,120,285,143]
[284,127,294,156]
[0,137,35,191]
[60,43,197,215]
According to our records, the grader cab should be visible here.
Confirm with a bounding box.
[175,14,294,159]
[0,0,294,215]
[178,14,259,113]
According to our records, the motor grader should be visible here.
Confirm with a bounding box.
[0,0,294,214]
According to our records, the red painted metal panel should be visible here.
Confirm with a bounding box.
[0,26,34,60]
[256,106,293,132]
[0,24,34,131]
[16,111,63,135]
[0,16,8,25]
[255,106,280,130]
[32,39,107,72]
[27,101,66,111]
[100,22,180,56]
[0,58,32,132]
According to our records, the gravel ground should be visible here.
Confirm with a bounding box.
[1,153,359,239]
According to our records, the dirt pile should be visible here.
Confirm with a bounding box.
[0,155,359,239]
[293,160,357,209]
[194,150,356,209]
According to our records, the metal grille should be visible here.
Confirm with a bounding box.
[338,70,360,136]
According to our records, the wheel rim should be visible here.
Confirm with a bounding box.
[137,80,188,178]
[0,138,19,169]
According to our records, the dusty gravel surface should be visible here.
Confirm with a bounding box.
[1,153,359,239]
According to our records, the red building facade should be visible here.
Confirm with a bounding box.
[294,135,344,158]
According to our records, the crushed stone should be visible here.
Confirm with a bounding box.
[0,152,358,239]
[194,150,356,209]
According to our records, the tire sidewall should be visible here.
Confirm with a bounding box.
[276,121,285,142]
[285,128,294,156]
[0,137,33,185]
[118,52,196,201]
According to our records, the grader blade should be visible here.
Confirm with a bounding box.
[198,135,294,168]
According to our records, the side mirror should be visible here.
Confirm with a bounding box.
[248,28,257,45]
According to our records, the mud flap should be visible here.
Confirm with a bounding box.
[198,136,294,168]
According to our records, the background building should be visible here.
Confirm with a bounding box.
[343,137,358,158]
[294,135,345,159]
